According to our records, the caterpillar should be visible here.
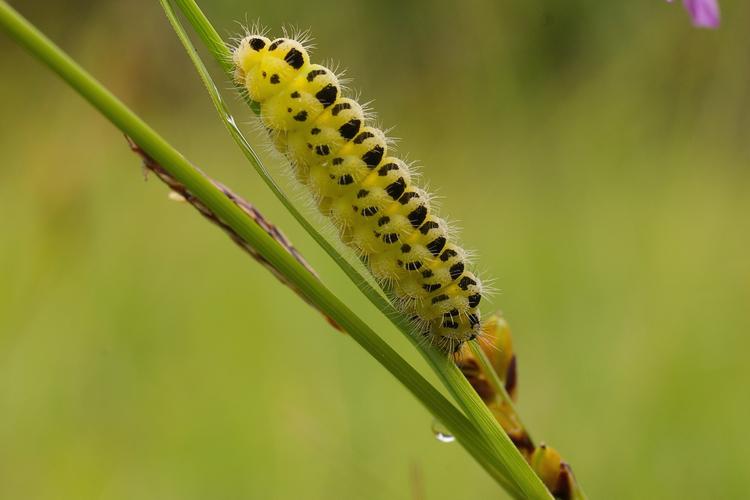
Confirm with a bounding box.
[232,33,483,353]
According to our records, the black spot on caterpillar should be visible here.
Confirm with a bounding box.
[468,294,482,308]
[458,275,477,290]
[250,37,266,51]
[268,39,283,51]
[331,102,351,115]
[399,192,420,204]
[431,294,450,304]
[420,220,439,234]
[361,146,384,168]
[440,249,457,262]
[338,174,354,185]
[408,205,428,228]
[378,163,399,175]
[449,262,465,280]
[315,84,338,107]
[284,48,305,69]
[467,313,480,327]
[338,119,361,140]
[426,237,447,256]
[353,131,374,144]
[307,68,327,81]
[385,178,406,200]
[405,261,423,271]
[383,233,400,244]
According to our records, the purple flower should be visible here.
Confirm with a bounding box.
[667,0,720,28]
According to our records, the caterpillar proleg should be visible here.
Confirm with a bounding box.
[232,33,484,352]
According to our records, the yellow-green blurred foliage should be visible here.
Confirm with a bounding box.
[1,1,748,498]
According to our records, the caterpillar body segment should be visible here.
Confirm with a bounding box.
[233,34,483,352]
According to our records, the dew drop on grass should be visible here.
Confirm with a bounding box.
[431,419,455,443]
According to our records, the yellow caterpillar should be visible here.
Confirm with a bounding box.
[232,34,483,352]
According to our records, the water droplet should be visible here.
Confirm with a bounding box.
[431,419,455,443]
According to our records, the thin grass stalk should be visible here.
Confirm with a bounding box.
[0,2,533,496]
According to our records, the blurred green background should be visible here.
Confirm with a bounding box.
[1,1,748,498]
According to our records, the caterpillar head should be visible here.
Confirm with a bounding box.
[236,37,311,103]
[233,35,268,85]
[261,64,341,132]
